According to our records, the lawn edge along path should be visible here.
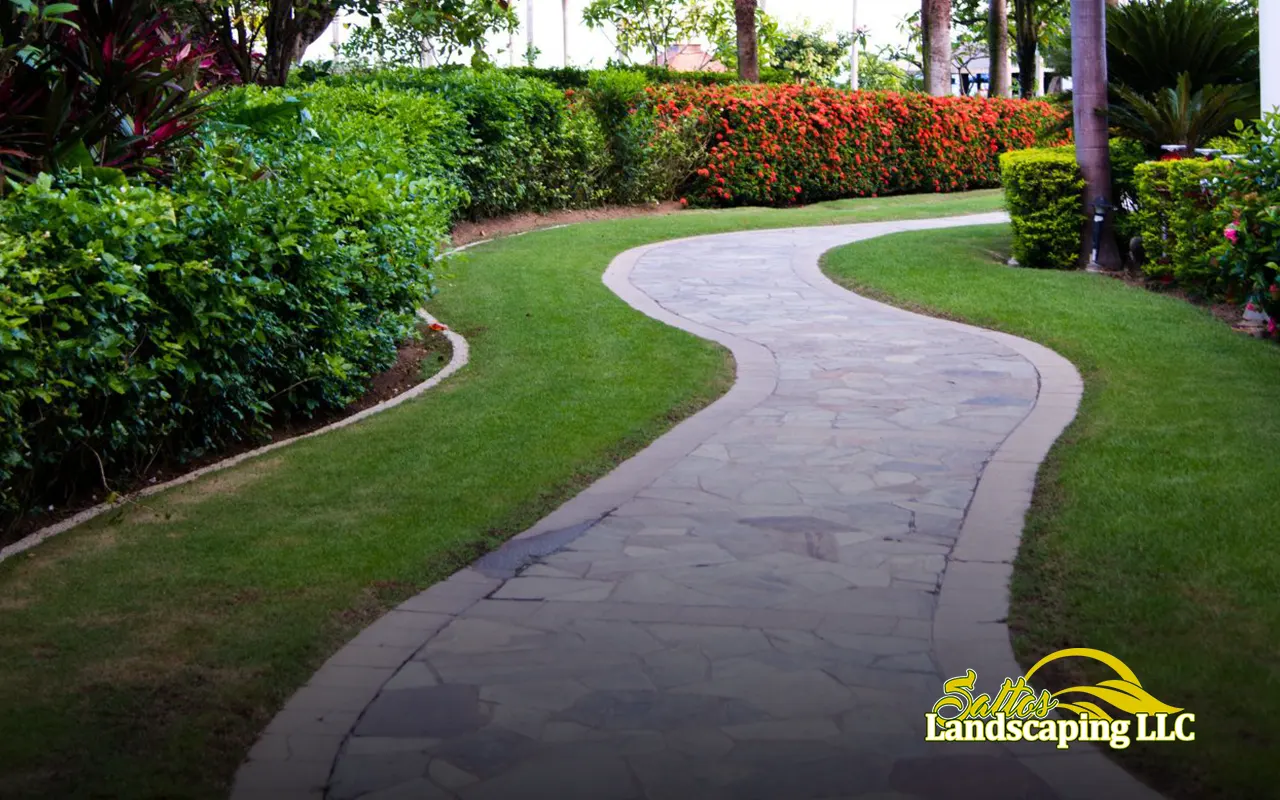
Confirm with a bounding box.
[233,215,1158,800]
[0,311,470,566]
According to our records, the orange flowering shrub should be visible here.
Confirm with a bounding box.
[648,84,1065,206]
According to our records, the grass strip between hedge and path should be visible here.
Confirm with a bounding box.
[822,225,1280,800]
[0,190,1003,799]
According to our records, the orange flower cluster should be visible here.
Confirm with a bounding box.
[647,84,1065,206]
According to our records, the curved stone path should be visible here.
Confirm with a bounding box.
[232,215,1161,800]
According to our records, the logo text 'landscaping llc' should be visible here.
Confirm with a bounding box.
[924,648,1194,750]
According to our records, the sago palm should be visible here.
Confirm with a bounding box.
[1107,0,1258,96]
[1110,72,1258,150]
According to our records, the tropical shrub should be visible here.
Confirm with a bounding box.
[0,0,208,187]
[1134,157,1228,286]
[649,84,1062,206]
[1107,0,1258,98]
[1104,0,1259,153]
[1212,116,1280,331]
[0,85,459,529]
[1000,148,1085,269]
[1110,72,1259,151]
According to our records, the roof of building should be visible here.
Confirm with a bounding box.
[655,43,727,73]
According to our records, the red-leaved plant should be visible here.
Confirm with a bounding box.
[1,0,210,188]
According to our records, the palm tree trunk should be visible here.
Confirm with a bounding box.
[1072,0,1121,269]
[735,0,760,83]
[1013,0,1037,98]
[988,0,1010,97]
[923,0,952,96]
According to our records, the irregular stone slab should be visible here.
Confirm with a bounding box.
[355,685,487,739]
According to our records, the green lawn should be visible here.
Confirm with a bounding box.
[823,225,1280,800]
[0,190,1004,799]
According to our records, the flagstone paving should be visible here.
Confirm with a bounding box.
[232,215,1162,800]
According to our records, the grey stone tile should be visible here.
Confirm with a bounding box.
[328,751,431,800]
[355,685,487,738]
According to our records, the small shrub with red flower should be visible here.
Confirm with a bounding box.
[1212,115,1280,330]
[642,84,1063,207]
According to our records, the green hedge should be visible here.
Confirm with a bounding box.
[1000,148,1085,269]
[317,68,608,219]
[503,64,792,89]
[0,85,458,527]
[1134,159,1228,287]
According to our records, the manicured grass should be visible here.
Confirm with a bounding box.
[0,190,1003,799]
[822,225,1280,800]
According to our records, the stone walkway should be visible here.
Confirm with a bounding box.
[232,215,1161,800]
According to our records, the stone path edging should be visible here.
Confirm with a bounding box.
[231,214,1163,800]
[0,310,469,566]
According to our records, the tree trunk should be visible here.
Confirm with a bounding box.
[988,0,1010,97]
[1013,0,1037,98]
[265,0,339,86]
[923,0,952,96]
[735,0,760,83]
[921,1,932,90]
[1071,0,1121,269]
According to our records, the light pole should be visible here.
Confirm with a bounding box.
[850,0,859,89]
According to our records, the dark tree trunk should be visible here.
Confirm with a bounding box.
[735,0,759,83]
[989,0,1010,97]
[264,0,339,86]
[1013,0,1037,98]
[923,0,952,96]
[1071,0,1121,269]
[921,1,932,90]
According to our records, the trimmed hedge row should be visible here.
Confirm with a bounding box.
[1134,159,1228,286]
[1000,148,1085,269]
[503,64,793,89]
[315,68,609,219]
[0,84,459,528]
[999,138,1172,270]
[648,84,1063,206]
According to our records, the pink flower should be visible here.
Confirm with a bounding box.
[1224,224,1240,244]
[1269,318,1277,335]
